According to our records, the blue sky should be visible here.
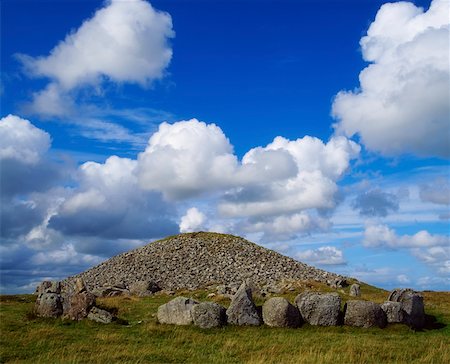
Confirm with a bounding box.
[1,0,449,293]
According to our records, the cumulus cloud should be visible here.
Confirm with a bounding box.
[412,246,450,275]
[219,135,360,217]
[18,0,174,116]
[296,246,346,265]
[420,177,450,205]
[332,0,450,158]
[352,188,399,217]
[179,207,206,233]
[240,212,331,242]
[0,114,50,164]
[138,119,299,199]
[363,224,450,249]
[49,155,178,240]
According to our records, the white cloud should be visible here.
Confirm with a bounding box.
[0,114,50,164]
[138,119,299,199]
[179,207,206,233]
[411,246,450,275]
[397,274,410,284]
[363,224,450,249]
[296,246,346,265]
[18,0,174,116]
[219,135,360,217]
[332,0,450,158]
[240,212,331,242]
[420,177,450,205]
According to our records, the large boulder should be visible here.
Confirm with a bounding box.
[87,307,114,324]
[349,284,361,297]
[344,300,387,328]
[35,293,63,318]
[63,278,96,321]
[157,297,199,325]
[388,289,425,329]
[35,281,61,295]
[226,280,262,326]
[192,302,227,328]
[129,280,161,297]
[262,297,301,328]
[381,301,404,324]
[295,292,341,326]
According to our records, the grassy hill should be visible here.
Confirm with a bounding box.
[1,282,449,363]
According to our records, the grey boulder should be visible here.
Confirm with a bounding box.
[388,289,425,329]
[295,292,341,326]
[129,280,161,296]
[349,284,361,297]
[157,297,199,325]
[63,278,96,321]
[381,301,404,324]
[35,293,63,318]
[226,280,262,326]
[87,307,114,324]
[192,302,227,328]
[344,300,387,328]
[262,297,301,328]
[35,281,61,295]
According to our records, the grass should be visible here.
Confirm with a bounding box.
[1,284,449,363]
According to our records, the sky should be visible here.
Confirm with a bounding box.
[1,0,449,293]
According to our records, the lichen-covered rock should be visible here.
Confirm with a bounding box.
[388,289,425,329]
[381,301,404,323]
[35,293,63,318]
[192,302,227,328]
[62,278,96,321]
[349,284,361,297]
[35,281,61,295]
[262,297,301,327]
[344,300,387,328]
[226,280,262,326]
[157,297,199,325]
[65,232,348,293]
[87,307,114,324]
[129,280,161,296]
[295,292,341,326]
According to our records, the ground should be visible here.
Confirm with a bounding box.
[1,283,449,363]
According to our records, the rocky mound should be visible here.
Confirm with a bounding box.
[67,232,347,291]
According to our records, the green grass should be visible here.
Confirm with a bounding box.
[1,285,449,364]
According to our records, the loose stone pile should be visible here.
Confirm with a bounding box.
[65,232,347,293]
[156,281,426,330]
[34,278,116,324]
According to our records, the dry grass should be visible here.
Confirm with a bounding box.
[1,286,449,363]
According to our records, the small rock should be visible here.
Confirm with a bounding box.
[349,284,361,297]
[157,297,199,325]
[129,280,161,296]
[192,302,227,328]
[87,307,114,324]
[262,297,301,328]
[344,300,386,328]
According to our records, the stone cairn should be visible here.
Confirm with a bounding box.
[156,281,426,330]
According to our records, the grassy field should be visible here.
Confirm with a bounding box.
[1,283,449,363]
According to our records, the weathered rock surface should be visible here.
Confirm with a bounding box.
[62,278,95,321]
[381,301,404,323]
[35,281,61,295]
[66,232,347,292]
[262,297,301,327]
[344,300,387,328]
[87,307,114,324]
[157,297,199,325]
[35,293,63,318]
[192,302,227,328]
[129,280,161,296]
[226,281,262,326]
[388,289,425,328]
[349,284,361,297]
[295,292,341,326]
